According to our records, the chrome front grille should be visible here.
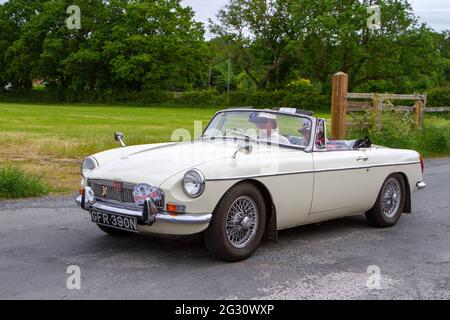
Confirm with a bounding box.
[88,179,165,209]
[123,188,134,203]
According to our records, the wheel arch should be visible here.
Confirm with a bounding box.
[368,171,411,214]
[396,172,411,213]
[224,179,278,242]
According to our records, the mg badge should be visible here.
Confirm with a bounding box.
[113,180,123,192]
[101,186,108,197]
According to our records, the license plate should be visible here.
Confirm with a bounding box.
[90,210,138,233]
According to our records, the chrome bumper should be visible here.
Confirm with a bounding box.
[76,195,212,225]
[416,181,427,190]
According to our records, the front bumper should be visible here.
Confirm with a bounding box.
[416,181,426,190]
[76,195,212,226]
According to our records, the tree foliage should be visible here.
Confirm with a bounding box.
[210,0,449,93]
[0,0,449,97]
[0,0,209,92]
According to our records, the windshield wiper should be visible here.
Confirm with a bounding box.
[225,129,257,142]
[202,128,259,143]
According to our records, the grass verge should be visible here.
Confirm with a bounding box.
[0,167,49,199]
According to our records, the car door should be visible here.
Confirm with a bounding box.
[308,119,373,218]
[258,149,314,229]
[310,149,372,216]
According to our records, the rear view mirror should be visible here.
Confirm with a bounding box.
[114,131,126,147]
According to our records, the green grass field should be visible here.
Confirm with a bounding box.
[0,103,223,193]
[0,103,220,157]
[0,102,448,196]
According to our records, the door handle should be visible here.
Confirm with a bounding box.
[357,156,369,162]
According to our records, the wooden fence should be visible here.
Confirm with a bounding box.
[331,72,449,140]
[426,107,450,112]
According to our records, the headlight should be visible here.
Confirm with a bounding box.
[81,156,98,178]
[182,169,205,198]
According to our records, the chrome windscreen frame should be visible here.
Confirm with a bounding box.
[201,108,317,153]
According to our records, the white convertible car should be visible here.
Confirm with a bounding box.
[76,108,426,262]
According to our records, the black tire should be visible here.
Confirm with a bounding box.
[204,183,266,262]
[97,224,136,237]
[365,173,406,228]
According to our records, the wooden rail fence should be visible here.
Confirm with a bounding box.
[331,72,449,140]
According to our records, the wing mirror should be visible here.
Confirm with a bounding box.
[233,143,253,159]
[114,131,126,147]
[315,119,327,150]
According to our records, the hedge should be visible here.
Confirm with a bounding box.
[228,90,329,110]
[0,89,331,111]
[427,87,450,107]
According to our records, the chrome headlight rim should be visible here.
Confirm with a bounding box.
[81,156,98,178]
[182,169,205,198]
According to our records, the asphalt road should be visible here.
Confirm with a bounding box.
[0,159,449,300]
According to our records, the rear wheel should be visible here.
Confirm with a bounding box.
[365,173,406,228]
[97,224,136,237]
[204,183,266,262]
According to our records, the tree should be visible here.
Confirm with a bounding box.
[298,0,445,92]
[0,0,210,92]
[439,31,450,83]
[210,0,448,93]
[0,0,47,89]
[210,0,312,90]
[104,0,209,91]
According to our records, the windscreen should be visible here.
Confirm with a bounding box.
[204,111,312,148]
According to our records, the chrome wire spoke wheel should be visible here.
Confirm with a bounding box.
[225,196,259,249]
[366,173,405,228]
[381,178,402,218]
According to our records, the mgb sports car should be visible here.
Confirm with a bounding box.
[76,108,426,262]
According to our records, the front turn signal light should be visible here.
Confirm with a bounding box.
[166,203,186,214]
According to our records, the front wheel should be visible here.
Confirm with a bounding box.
[365,173,406,228]
[204,183,266,262]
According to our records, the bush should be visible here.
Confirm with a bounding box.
[0,167,49,199]
[228,90,330,111]
[349,113,450,157]
[172,89,224,106]
[286,78,316,93]
[0,88,331,111]
[427,87,450,107]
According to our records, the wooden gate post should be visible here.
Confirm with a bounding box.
[414,100,423,129]
[372,93,383,131]
[331,72,348,140]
